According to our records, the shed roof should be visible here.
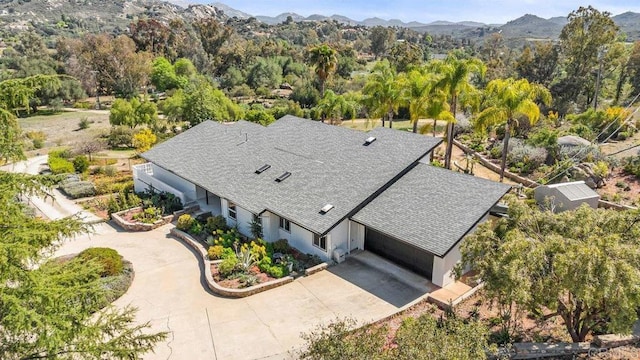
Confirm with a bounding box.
[142,116,442,235]
[543,181,600,201]
[352,164,511,257]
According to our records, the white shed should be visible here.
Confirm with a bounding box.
[534,181,600,212]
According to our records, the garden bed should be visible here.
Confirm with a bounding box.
[170,227,294,298]
[111,206,173,231]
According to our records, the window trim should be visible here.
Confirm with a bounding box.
[313,234,327,251]
[228,201,237,220]
[279,217,290,232]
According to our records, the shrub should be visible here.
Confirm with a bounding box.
[107,190,141,215]
[272,239,291,254]
[132,206,162,224]
[48,156,75,174]
[189,221,203,235]
[266,264,288,278]
[208,245,225,260]
[205,215,228,234]
[78,117,90,130]
[139,189,183,214]
[73,155,90,173]
[258,256,272,273]
[27,130,46,149]
[108,126,134,148]
[59,180,96,199]
[214,229,241,248]
[505,140,547,175]
[176,214,194,231]
[103,165,117,177]
[77,247,124,277]
[218,256,239,277]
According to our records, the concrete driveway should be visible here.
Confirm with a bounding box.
[55,223,430,360]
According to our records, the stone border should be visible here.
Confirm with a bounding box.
[111,207,173,232]
[305,262,329,276]
[170,228,295,298]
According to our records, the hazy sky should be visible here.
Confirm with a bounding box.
[175,1,640,24]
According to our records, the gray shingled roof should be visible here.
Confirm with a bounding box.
[142,116,441,234]
[352,164,511,257]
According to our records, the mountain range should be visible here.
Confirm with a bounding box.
[0,0,639,41]
[209,2,640,40]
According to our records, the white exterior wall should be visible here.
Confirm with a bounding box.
[432,213,489,287]
[348,221,365,252]
[328,219,349,255]
[151,165,196,196]
[133,163,196,204]
[260,211,331,261]
[432,242,462,287]
[221,199,254,238]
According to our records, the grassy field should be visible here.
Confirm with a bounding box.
[340,118,437,132]
[19,110,111,156]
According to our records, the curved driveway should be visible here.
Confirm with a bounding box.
[57,224,429,359]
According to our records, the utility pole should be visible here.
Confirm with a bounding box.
[593,47,606,110]
[90,70,101,110]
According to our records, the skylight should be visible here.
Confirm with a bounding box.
[255,164,271,174]
[319,204,334,214]
[363,136,377,146]
[275,172,292,182]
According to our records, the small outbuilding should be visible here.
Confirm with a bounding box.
[534,181,600,212]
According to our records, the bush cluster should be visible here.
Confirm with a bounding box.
[77,247,124,277]
[107,190,142,215]
[59,174,96,199]
[48,149,75,174]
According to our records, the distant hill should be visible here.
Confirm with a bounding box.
[499,14,564,39]
[1,0,639,42]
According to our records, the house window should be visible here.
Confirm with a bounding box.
[228,202,237,220]
[313,234,327,251]
[279,217,290,232]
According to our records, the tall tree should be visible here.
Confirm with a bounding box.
[362,60,402,128]
[558,6,619,110]
[0,171,167,359]
[515,42,560,87]
[458,198,640,343]
[432,56,485,170]
[400,69,434,133]
[0,75,61,164]
[315,90,356,125]
[626,41,640,99]
[474,78,551,182]
[369,26,396,60]
[307,44,337,97]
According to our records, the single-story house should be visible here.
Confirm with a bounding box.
[134,116,510,287]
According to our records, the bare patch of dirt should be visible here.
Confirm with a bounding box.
[597,168,640,207]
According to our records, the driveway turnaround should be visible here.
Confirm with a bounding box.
[55,223,431,360]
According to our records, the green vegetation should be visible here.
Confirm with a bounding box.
[458,197,640,342]
[77,247,124,277]
[298,315,492,360]
[0,170,166,358]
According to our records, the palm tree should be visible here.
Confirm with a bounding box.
[422,90,455,137]
[475,78,552,182]
[433,56,486,169]
[362,60,402,128]
[400,69,431,133]
[316,90,357,125]
[307,44,337,98]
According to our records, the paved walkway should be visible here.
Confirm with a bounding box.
[2,155,103,222]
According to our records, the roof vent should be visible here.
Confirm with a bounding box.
[319,204,334,214]
[255,164,271,174]
[363,136,377,146]
[275,172,291,182]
